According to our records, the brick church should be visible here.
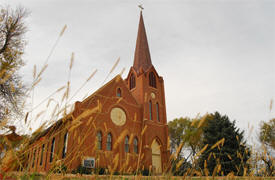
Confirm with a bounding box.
[27,11,169,174]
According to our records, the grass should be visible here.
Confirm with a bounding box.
[0,19,274,179]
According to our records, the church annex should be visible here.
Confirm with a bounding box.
[27,11,169,174]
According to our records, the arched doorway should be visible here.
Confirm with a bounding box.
[151,139,162,173]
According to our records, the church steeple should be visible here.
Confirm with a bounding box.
[133,11,152,74]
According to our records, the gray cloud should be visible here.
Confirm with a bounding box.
[2,0,275,137]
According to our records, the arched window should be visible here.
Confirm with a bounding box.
[107,133,112,151]
[134,137,138,154]
[149,100,153,120]
[40,144,45,166]
[149,72,156,88]
[116,88,121,97]
[32,149,36,168]
[37,147,40,167]
[62,132,68,158]
[130,74,136,90]
[50,137,55,162]
[125,136,129,153]
[97,131,102,150]
[156,103,160,122]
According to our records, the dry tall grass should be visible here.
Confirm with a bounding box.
[0,25,274,180]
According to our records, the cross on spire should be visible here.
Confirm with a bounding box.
[138,4,144,11]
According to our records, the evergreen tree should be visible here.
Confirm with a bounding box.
[198,112,250,176]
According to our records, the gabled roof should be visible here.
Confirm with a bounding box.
[28,117,68,145]
[29,75,140,145]
[133,11,153,75]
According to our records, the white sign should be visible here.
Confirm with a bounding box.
[82,157,95,168]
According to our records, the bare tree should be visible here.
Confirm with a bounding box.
[0,6,29,121]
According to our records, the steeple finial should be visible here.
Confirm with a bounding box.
[138,4,144,11]
[133,10,152,74]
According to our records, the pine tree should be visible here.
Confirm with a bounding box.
[198,112,250,176]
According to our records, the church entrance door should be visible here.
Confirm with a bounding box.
[151,139,162,173]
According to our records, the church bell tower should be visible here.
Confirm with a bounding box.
[125,11,169,173]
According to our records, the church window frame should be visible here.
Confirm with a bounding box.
[149,72,156,88]
[107,133,112,151]
[156,102,160,122]
[97,131,102,150]
[40,144,45,166]
[50,137,55,163]
[134,137,138,154]
[32,149,36,168]
[36,147,40,167]
[130,74,136,90]
[116,88,122,97]
[125,135,129,153]
[62,132,69,159]
[149,100,153,120]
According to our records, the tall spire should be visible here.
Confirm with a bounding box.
[133,11,152,74]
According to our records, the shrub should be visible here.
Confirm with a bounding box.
[71,165,91,175]
[94,167,106,175]
[52,164,67,174]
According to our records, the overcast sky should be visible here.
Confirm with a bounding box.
[2,0,275,140]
